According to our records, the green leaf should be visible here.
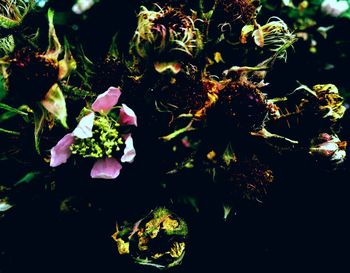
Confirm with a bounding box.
[41,84,68,128]
[58,38,77,80]
[33,104,46,155]
[0,15,19,29]
[14,171,40,187]
[46,9,62,60]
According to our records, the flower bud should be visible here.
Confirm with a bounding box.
[309,133,347,165]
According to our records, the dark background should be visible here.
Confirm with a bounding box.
[1,0,350,272]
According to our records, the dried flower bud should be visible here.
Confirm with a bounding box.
[312,84,346,122]
[131,5,202,71]
[309,133,347,165]
[112,207,188,269]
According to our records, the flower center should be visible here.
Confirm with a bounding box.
[71,115,124,159]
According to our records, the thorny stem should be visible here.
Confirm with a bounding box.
[251,128,299,144]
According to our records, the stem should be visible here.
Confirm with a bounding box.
[160,120,195,141]
[0,127,20,136]
[0,102,29,116]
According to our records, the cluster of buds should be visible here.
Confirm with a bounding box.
[112,207,188,269]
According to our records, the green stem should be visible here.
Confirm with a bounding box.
[0,102,29,116]
[160,121,195,141]
[0,127,20,135]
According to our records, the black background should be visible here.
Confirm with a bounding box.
[1,0,350,272]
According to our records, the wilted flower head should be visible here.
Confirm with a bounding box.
[1,10,76,126]
[321,0,349,17]
[5,47,59,102]
[216,0,260,26]
[155,65,209,116]
[309,133,347,165]
[50,87,137,180]
[241,17,296,61]
[211,79,268,131]
[132,5,202,73]
[0,0,34,29]
[112,207,188,269]
[225,157,274,203]
[292,83,346,123]
[90,56,128,92]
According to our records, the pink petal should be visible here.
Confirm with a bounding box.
[73,112,95,139]
[119,104,137,126]
[121,134,136,163]
[50,133,75,167]
[90,157,122,179]
[92,87,122,113]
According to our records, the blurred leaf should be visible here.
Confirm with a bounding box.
[0,198,13,212]
[14,171,40,187]
[41,84,68,128]
[223,204,232,221]
[178,195,199,213]
[0,75,6,100]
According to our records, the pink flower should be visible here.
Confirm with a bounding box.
[49,87,137,180]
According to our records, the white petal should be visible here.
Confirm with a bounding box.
[73,112,95,139]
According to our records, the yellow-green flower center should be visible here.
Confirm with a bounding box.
[71,115,124,159]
